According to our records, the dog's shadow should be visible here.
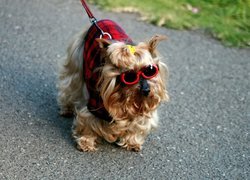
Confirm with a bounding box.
[10,62,75,147]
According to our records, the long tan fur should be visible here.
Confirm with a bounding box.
[57,31,86,115]
[57,29,169,152]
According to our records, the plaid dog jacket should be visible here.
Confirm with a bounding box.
[83,19,133,122]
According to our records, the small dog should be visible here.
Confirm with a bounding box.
[57,19,169,152]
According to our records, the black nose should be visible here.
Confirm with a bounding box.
[140,78,150,97]
[142,88,150,96]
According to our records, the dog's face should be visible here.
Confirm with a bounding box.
[97,35,169,120]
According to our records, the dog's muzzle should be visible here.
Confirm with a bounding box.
[140,78,150,97]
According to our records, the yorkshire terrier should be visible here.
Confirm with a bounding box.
[57,19,169,152]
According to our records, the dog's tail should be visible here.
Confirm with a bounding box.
[57,31,87,114]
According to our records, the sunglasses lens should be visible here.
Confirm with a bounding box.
[122,71,138,84]
[142,65,158,78]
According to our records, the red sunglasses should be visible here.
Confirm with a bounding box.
[120,64,159,85]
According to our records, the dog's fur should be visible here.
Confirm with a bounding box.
[57,28,169,152]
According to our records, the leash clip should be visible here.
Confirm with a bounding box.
[100,32,112,39]
[89,17,97,24]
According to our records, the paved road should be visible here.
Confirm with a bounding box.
[0,0,249,179]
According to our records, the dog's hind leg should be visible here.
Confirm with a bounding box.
[57,31,86,116]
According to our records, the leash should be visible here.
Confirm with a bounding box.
[80,0,112,39]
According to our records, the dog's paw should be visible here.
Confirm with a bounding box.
[77,144,97,152]
[117,141,142,152]
[59,108,74,117]
[76,136,97,152]
[116,138,143,152]
[126,144,142,152]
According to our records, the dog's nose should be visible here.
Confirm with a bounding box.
[142,88,150,97]
[140,78,150,97]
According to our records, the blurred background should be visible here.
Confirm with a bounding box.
[90,0,250,47]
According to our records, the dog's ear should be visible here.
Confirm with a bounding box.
[96,38,112,48]
[148,35,167,56]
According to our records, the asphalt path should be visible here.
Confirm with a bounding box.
[0,0,249,179]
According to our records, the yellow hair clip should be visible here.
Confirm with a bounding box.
[127,45,136,54]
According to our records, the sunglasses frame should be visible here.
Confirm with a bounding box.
[120,64,159,85]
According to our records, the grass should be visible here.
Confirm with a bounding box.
[89,0,250,47]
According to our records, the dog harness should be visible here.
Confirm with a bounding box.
[83,19,133,122]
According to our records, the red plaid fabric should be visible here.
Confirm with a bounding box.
[83,19,133,122]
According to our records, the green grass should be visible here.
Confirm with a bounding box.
[89,0,250,47]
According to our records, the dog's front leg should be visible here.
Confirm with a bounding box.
[116,132,146,152]
[72,108,99,152]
